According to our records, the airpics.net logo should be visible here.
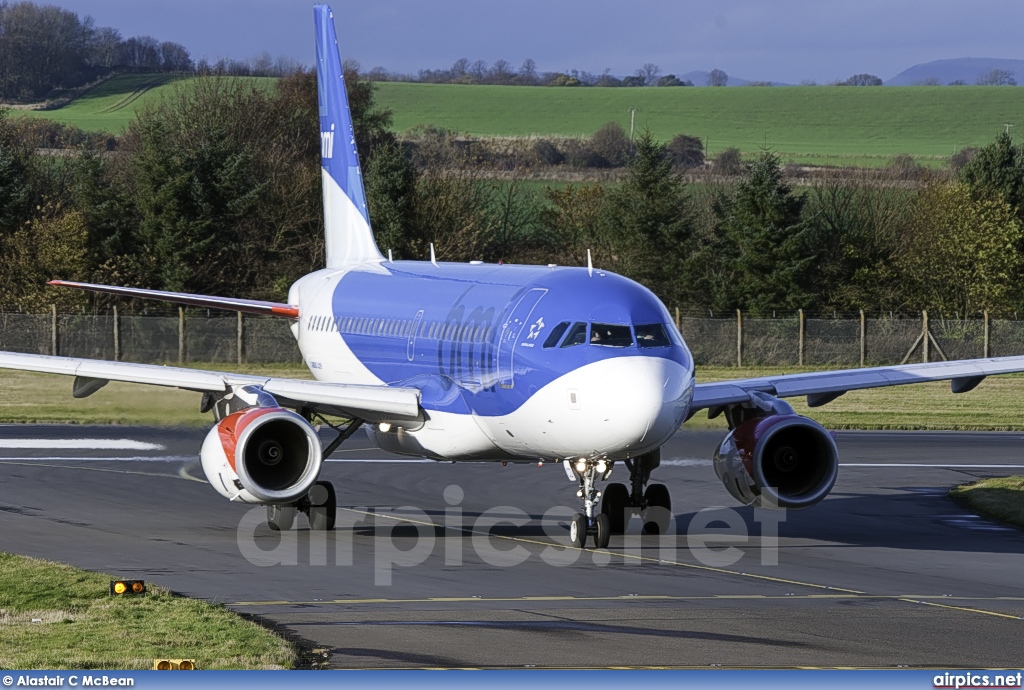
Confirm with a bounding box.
[320,124,335,159]
[234,484,787,585]
[934,672,1023,688]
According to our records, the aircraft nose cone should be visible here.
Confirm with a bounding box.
[583,356,693,453]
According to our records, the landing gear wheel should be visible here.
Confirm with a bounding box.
[641,483,672,535]
[601,482,630,534]
[307,480,337,531]
[266,505,296,531]
[593,512,610,549]
[569,512,587,549]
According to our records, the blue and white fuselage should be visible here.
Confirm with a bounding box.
[290,261,695,463]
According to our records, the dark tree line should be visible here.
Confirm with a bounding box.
[0,2,306,103]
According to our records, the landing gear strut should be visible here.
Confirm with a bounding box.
[564,457,613,549]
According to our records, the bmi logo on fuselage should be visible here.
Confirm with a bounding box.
[321,124,335,159]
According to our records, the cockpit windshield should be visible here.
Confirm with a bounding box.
[559,322,588,347]
[590,323,633,347]
[635,323,672,348]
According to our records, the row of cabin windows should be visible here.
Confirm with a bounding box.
[542,321,673,349]
[307,314,494,344]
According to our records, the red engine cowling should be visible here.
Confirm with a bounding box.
[713,414,838,509]
[200,407,323,504]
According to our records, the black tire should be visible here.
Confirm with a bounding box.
[601,482,630,534]
[308,481,337,531]
[266,504,295,531]
[642,483,672,535]
[593,512,610,549]
[569,512,587,549]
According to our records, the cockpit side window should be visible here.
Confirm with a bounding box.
[560,322,588,348]
[635,323,672,348]
[590,323,633,347]
[543,321,571,348]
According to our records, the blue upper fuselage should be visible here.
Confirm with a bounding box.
[303,261,693,418]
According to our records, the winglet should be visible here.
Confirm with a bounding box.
[314,5,384,268]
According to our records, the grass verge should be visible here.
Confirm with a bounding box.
[2,363,1024,430]
[0,363,311,426]
[0,552,296,669]
[949,476,1024,529]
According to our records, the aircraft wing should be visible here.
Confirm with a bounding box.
[46,281,299,318]
[0,351,420,424]
[691,356,1024,412]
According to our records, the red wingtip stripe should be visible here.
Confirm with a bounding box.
[271,305,300,318]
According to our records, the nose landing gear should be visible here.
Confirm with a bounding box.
[563,457,613,548]
[563,449,672,546]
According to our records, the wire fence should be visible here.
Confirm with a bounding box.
[2,310,1023,367]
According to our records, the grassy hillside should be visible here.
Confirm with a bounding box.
[374,82,1024,165]
[18,73,276,133]
[12,76,1024,166]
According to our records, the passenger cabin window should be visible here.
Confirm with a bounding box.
[636,323,671,348]
[590,323,633,347]
[560,322,588,348]
[544,321,571,348]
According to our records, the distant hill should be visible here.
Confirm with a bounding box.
[887,58,1024,85]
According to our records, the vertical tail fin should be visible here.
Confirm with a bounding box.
[314,5,384,268]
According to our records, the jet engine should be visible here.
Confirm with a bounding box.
[713,414,838,509]
[200,407,323,504]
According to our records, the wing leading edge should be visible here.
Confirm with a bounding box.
[0,351,420,424]
[691,356,1024,412]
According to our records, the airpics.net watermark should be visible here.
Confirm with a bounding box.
[235,484,787,584]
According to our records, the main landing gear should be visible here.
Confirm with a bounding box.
[564,448,671,549]
[266,417,364,531]
[266,480,337,531]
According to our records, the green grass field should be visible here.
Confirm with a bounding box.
[950,476,1024,529]
[0,552,296,669]
[374,82,1024,165]
[12,75,1024,166]
[3,364,1024,430]
[18,73,276,133]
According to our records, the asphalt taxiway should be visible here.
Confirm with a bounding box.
[1,425,1022,668]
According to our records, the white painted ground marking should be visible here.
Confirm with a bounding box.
[661,458,714,467]
[0,439,164,450]
[840,463,1024,468]
[0,455,191,462]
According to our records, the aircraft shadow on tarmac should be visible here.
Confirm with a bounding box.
[248,485,1024,557]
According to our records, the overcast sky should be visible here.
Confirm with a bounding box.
[58,0,1024,83]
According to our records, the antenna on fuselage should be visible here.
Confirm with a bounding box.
[388,248,393,262]
[586,248,593,277]
[430,243,438,267]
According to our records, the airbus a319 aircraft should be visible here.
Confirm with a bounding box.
[4,5,1024,549]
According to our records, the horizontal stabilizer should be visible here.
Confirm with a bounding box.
[48,281,299,318]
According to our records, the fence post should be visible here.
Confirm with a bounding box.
[983,310,990,358]
[798,309,805,366]
[675,306,680,331]
[237,311,244,365]
[113,305,120,362]
[859,309,866,367]
[50,304,58,356]
[921,310,929,363]
[178,307,185,364]
[736,309,743,368]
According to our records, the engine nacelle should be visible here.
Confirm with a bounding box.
[713,414,838,509]
[200,407,323,504]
